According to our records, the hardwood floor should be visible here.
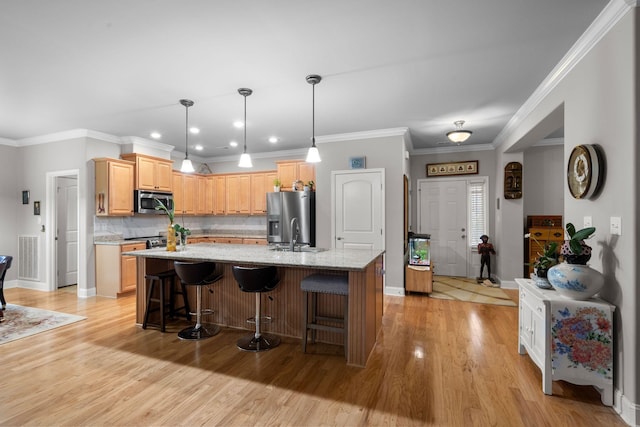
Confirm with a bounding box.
[0,287,624,426]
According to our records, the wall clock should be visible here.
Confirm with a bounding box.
[567,144,603,199]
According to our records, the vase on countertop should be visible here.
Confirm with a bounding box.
[166,224,177,252]
[547,240,604,300]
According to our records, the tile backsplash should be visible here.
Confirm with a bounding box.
[94,215,266,241]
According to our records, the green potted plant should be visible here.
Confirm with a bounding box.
[525,232,559,288]
[273,178,281,192]
[561,223,595,264]
[173,223,191,249]
[155,198,177,251]
[307,180,315,191]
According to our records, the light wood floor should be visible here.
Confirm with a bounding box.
[0,287,624,426]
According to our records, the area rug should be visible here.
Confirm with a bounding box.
[0,304,86,345]
[430,276,517,307]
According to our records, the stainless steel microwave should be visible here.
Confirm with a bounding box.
[134,190,174,214]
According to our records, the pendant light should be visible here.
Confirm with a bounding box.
[305,74,322,163]
[238,88,253,168]
[446,120,472,144]
[179,99,195,173]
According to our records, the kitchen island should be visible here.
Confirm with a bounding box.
[125,244,385,367]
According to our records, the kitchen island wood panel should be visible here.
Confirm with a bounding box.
[129,244,384,367]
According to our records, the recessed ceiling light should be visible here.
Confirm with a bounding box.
[194,144,203,151]
[229,141,238,147]
[189,127,200,134]
[269,136,278,143]
[233,120,244,128]
[150,132,162,139]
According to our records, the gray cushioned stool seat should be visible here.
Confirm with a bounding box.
[301,273,349,357]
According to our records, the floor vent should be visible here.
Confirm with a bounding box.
[18,235,39,281]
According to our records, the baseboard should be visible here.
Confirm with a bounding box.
[499,279,518,289]
[384,285,405,296]
[618,389,639,426]
[16,280,49,292]
[79,287,97,298]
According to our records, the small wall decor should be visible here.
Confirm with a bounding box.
[34,201,41,215]
[504,162,523,199]
[426,160,478,177]
[349,156,366,169]
[567,144,604,199]
[22,190,30,204]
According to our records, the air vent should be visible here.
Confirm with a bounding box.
[18,235,39,281]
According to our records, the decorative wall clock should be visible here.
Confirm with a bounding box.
[567,144,603,199]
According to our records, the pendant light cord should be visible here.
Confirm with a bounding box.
[185,104,189,159]
[243,94,247,154]
[312,82,316,147]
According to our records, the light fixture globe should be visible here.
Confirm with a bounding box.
[238,88,253,168]
[180,99,196,173]
[446,120,472,144]
[306,74,322,163]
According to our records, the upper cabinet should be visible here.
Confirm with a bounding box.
[172,171,197,215]
[225,174,251,214]
[121,153,173,192]
[94,158,134,216]
[250,171,276,214]
[276,160,315,191]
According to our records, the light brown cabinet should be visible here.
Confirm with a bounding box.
[172,171,197,215]
[94,158,135,216]
[276,160,315,191]
[211,237,244,244]
[405,265,433,294]
[243,238,267,245]
[196,175,214,215]
[250,172,277,214]
[213,175,226,215]
[225,174,251,214]
[120,153,172,192]
[524,215,563,277]
[96,242,145,297]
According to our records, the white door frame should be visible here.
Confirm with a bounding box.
[46,169,82,295]
[330,168,385,250]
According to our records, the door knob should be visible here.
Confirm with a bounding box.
[461,235,466,239]
[336,237,344,240]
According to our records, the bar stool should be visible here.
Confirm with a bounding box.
[174,261,223,340]
[143,269,191,332]
[232,265,280,352]
[301,273,349,357]
[0,255,13,311]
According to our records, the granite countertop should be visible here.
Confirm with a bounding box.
[95,230,266,245]
[123,243,384,271]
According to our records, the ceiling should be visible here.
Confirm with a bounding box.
[0,1,608,160]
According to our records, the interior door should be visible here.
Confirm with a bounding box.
[418,179,467,277]
[56,176,78,287]
[333,170,384,250]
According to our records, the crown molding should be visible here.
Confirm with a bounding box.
[0,137,19,147]
[316,127,409,144]
[411,143,495,156]
[120,136,175,152]
[17,129,121,146]
[533,137,564,147]
[493,0,633,149]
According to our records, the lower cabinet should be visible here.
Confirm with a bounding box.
[516,278,615,406]
[96,243,145,298]
[405,264,433,293]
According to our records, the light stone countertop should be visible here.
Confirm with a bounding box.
[123,243,384,271]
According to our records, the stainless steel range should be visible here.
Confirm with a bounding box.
[125,236,166,249]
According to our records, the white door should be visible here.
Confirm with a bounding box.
[332,169,384,250]
[56,176,78,287]
[418,179,467,277]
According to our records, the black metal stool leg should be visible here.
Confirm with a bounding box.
[178,284,220,340]
[237,292,280,351]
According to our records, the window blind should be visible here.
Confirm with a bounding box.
[469,181,487,247]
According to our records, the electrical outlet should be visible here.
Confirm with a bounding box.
[584,216,592,228]
[610,216,621,236]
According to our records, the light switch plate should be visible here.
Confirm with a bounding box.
[584,216,592,228]
[610,216,621,235]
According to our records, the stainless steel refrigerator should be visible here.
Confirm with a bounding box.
[266,191,316,246]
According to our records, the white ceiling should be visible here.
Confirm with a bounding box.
[0,1,608,159]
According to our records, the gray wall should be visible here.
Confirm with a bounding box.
[523,144,564,217]
[315,134,407,294]
[495,9,639,416]
[0,144,20,282]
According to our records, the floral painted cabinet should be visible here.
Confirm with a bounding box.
[516,278,614,406]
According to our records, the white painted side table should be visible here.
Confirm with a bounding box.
[516,278,615,406]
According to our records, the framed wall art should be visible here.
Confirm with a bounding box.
[349,156,366,169]
[426,160,478,177]
[22,190,30,204]
[504,162,522,199]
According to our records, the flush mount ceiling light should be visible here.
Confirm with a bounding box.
[305,74,322,163]
[446,120,472,144]
[150,131,162,139]
[179,99,195,173]
[238,88,253,168]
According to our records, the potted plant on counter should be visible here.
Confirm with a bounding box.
[273,178,281,192]
[525,233,559,289]
[547,223,604,300]
[155,198,177,251]
[174,224,191,250]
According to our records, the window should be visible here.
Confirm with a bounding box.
[468,179,487,247]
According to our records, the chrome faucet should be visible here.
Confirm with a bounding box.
[290,217,299,251]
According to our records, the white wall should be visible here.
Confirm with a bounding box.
[496,8,639,422]
[523,144,565,217]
